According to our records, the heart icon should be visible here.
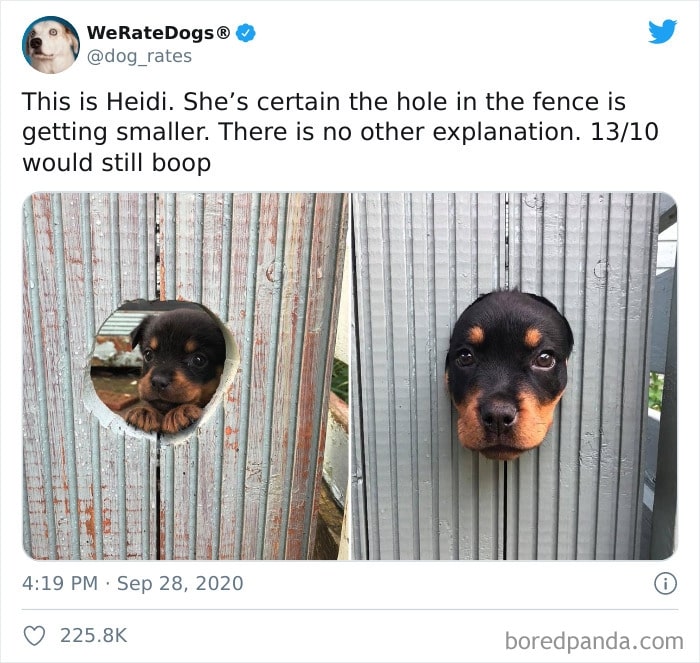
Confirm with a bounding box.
[24,625,45,646]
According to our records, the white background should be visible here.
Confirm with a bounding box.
[1,2,698,661]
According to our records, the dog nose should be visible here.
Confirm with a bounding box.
[151,374,171,391]
[30,37,42,48]
[480,399,518,434]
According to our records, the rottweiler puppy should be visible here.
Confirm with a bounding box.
[446,291,573,461]
[125,308,226,434]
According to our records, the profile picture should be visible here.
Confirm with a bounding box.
[23,16,79,74]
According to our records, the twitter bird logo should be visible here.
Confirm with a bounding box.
[649,19,676,44]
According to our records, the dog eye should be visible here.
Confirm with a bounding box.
[142,348,155,362]
[456,351,474,368]
[191,353,208,368]
[533,352,555,369]
[49,28,58,35]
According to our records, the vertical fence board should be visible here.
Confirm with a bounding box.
[602,194,656,559]
[618,195,657,559]
[472,195,506,560]
[60,193,99,560]
[23,198,54,560]
[262,195,307,558]
[217,193,255,558]
[25,194,74,559]
[197,193,237,560]
[555,193,590,558]
[241,194,279,560]
[353,193,388,558]
[536,194,569,559]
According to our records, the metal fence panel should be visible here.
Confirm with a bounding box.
[506,193,658,560]
[353,193,507,559]
[353,192,659,560]
[24,193,158,560]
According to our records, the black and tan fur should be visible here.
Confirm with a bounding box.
[446,291,573,461]
[125,308,226,434]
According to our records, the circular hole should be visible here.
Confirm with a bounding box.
[84,300,238,437]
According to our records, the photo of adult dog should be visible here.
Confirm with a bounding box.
[445,290,574,461]
[24,18,79,74]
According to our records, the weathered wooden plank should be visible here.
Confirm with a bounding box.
[217,193,256,559]
[25,193,75,559]
[284,194,346,559]
[263,194,311,558]
[58,192,98,560]
[23,197,53,559]
[235,193,277,560]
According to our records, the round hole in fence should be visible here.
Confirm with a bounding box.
[84,300,239,437]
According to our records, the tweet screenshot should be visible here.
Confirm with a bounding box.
[1,1,698,661]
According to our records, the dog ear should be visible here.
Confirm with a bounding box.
[66,27,79,55]
[561,315,574,354]
[523,292,574,354]
[523,292,559,311]
[130,316,154,350]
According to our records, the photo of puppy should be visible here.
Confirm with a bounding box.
[445,290,574,461]
[25,19,79,74]
[125,308,226,434]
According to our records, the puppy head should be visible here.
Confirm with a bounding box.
[26,20,79,73]
[446,291,574,461]
[130,308,226,415]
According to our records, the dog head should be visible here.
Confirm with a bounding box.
[446,291,574,461]
[130,308,226,416]
[26,20,79,74]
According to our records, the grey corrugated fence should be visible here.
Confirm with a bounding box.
[352,192,664,560]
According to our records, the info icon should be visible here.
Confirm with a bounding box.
[654,572,677,595]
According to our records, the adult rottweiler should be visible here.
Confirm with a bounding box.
[446,291,574,461]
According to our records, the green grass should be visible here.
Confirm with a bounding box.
[649,372,664,411]
[331,358,349,403]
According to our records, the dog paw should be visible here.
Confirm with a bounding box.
[125,405,163,433]
[161,404,203,434]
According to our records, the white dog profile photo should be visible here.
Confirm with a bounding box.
[24,18,79,74]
